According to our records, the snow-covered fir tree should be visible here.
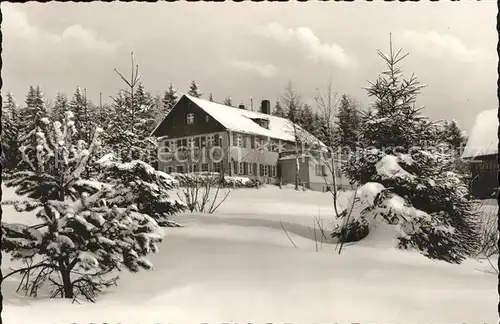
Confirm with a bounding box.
[69,87,95,144]
[95,153,187,227]
[209,93,214,102]
[341,38,480,263]
[335,94,362,152]
[223,96,233,107]
[18,86,50,171]
[187,80,202,98]
[2,112,183,301]
[132,83,158,134]
[162,83,179,115]
[2,92,21,171]
[51,93,70,122]
[104,54,159,165]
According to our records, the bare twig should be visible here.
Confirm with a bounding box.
[280,221,298,248]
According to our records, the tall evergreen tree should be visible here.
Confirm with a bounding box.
[335,94,362,152]
[104,52,158,165]
[18,85,49,171]
[162,83,179,114]
[69,87,96,144]
[187,80,202,98]
[342,36,480,263]
[51,93,70,122]
[1,92,21,170]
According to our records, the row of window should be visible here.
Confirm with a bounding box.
[186,113,209,125]
[314,164,327,177]
[164,133,291,153]
[472,161,498,172]
[165,162,222,174]
[233,133,282,152]
[164,134,223,152]
[232,161,277,177]
[165,161,277,177]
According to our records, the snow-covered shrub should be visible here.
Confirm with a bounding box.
[341,40,480,263]
[95,154,187,227]
[170,172,232,213]
[2,113,176,301]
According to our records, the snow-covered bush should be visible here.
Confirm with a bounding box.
[2,112,176,301]
[341,40,480,263]
[170,172,234,213]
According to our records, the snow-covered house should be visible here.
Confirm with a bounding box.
[461,109,498,198]
[151,94,347,190]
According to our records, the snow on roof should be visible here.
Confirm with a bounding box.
[462,109,498,159]
[184,94,325,146]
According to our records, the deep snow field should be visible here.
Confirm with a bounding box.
[1,184,498,323]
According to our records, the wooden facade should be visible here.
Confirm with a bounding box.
[468,154,498,199]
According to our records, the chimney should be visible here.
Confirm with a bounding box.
[238,104,246,109]
[260,100,271,114]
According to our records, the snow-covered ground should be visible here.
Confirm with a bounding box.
[2,184,498,323]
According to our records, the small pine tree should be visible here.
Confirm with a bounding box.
[2,112,176,301]
[209,93,214,102]
[273,100,286,117]
[223,96,233,107]
[342,36,480,263]
[187,80,202,98]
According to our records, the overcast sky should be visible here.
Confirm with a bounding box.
[2,1,497,132]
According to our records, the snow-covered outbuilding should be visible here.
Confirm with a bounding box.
[461,109,498,198]
[151,94,344,190]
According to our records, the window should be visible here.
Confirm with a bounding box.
[165,166,173,174]
[170,141,176,152]
[267,165,272,177]
[205,115,209,122]
[315,164,322,176]
[186,113,195,124]
[192,164,198,172]
[215,134,222,146]
[181,138,188,151]
[207,135,214,147]
[176,165,184,173]
[259,164,269,177]
[236,134,243,147]
[188,138,194,149]
[248,163,254,175]
[194,137,200,148]
[201,163,209,172]
[254,137,261,150]
[272,166,277,177]
[188,164,193,173]
[213,162,221,173]
[201,136,207,148]
[239,162,245,175]
[176,139,182,151]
